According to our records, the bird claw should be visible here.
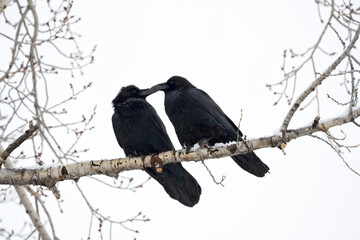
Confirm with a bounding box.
[185,139,210,154]
[197,138,210,148]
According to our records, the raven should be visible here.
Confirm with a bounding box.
[112,85,201,207]
[151,76,269,177]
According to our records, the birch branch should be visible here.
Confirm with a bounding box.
[1,107,359,188]
[281,21,360,133]
[0,122,39,166]
[0,144,51,240]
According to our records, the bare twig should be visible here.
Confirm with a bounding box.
[26,186,58,240]
[0,122,39,166]
[281,22,360,133]
[307,134,360,176]
[75,183,149,237]
[236,109,243,145]
[201,161,226,186]
[267,0,335,106]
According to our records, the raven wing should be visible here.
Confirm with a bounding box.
[112,105,174,156]
[112,104,201,206]
[187,88,269,177]
[186,88,243,140]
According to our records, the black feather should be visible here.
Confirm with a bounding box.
[152,76,269,177]
[112,85,201,207]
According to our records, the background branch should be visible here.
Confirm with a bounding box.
[0,121,39,166]
[0,144,51,240]
[1,1,359,239]
[281,22,360,133]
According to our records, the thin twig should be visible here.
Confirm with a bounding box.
[201,161,226,186]
[0,121,39,166]
[307,134,360,176]
[281,21,360,133]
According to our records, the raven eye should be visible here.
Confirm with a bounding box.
[168,80,174,85]
[132,88,137,94]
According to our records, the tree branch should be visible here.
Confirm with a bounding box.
[1,108,360,188]
[281,21,360,133]
[0,144,51,240]
[0,122,39,166]
[0,0,11,15]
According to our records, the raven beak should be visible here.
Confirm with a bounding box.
[151,82,169,92]
[138,88,157,97]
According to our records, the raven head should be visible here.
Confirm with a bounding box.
[151,76,194,92]
[112,85,156,106]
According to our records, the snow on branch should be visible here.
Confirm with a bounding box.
[1,108,359,193]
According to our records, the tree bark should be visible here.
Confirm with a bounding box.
[0,145,51,240]
[1,107,359,188]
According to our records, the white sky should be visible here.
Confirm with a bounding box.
[2,1,360,239]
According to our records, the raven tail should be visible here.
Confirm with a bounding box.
[231,152,269,177]
[145,163,201,207]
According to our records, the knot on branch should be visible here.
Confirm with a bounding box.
[150,155,163,173]
[61,166,68,176]
[271,135,287,155]
[227,144,237,154]
[91,160,103,174]
[279,142,287,150]
[312,116,321,128]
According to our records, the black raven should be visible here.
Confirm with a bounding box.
[112,85,201,207]
[151,76,269,177]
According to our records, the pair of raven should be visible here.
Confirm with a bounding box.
[112,76,269,207]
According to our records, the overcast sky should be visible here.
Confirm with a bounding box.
[2,1,360,239]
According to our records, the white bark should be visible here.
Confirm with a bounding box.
[0,144,51,240]
[1,107,359,188]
